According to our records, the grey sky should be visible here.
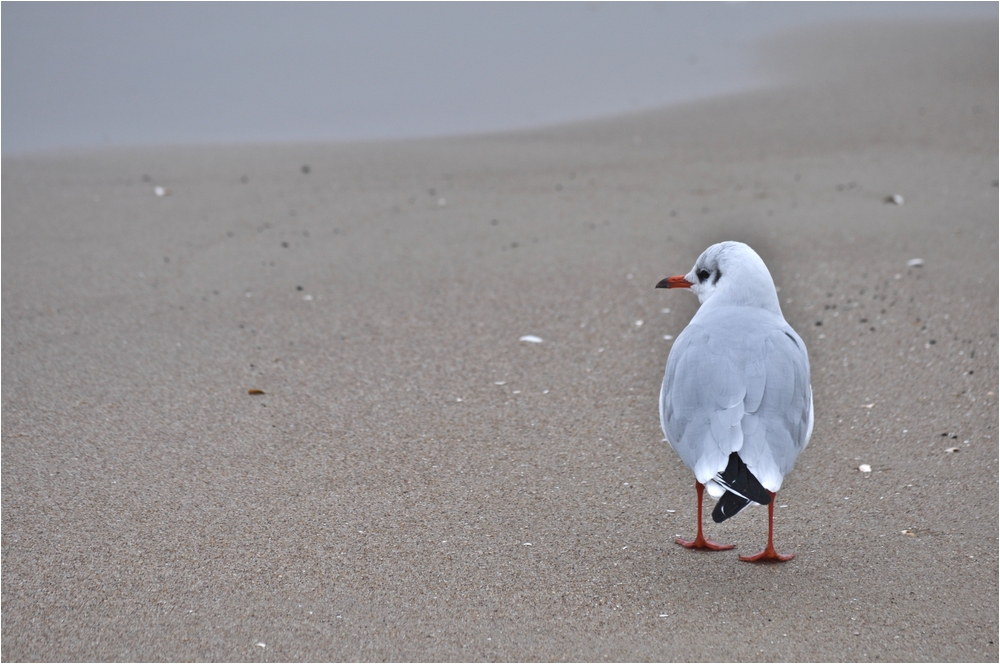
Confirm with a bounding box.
[2,2,995,155]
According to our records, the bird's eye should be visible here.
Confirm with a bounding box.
[696,269,711,282]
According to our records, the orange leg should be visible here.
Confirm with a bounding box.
[739,491,795,562]
[676,481,733,551]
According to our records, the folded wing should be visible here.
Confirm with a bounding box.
[661,307,812,499]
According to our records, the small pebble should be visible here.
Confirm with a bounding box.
[906,258,924,267]
[944,447,959,453]
[884,194,904,205]
[154,186,167,197]
[519,335,543,343]
[859,464,872,473]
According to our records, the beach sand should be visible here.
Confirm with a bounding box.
[2,19,997,662]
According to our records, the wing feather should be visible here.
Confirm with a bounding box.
[661,306,811,492]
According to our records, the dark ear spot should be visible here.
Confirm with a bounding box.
[712,270,722,285]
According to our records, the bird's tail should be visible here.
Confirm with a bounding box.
[711,452,771,523]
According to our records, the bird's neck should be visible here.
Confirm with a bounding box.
[706,281,783,316]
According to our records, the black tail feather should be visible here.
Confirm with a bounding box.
[712,491,751,523]
[718,452,771,504]
[710,452,771,523]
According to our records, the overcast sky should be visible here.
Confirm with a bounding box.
[2,2,995,155]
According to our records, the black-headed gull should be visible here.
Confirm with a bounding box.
[657,242,813,562]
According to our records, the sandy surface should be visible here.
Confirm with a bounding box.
[3,20,997,662]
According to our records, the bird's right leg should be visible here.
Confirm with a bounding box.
[675,481,734,551]
[738,491,795,562]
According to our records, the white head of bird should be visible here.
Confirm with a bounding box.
[656,241,782,316]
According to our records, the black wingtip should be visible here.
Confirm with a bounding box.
[712,491,751,523]
[718,452,771,505]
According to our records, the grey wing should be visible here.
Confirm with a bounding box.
[738,327,812,491]
[661,327,748,485]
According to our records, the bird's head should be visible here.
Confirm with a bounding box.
[656,241,781,313]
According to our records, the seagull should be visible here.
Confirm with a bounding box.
[657,242,813,562]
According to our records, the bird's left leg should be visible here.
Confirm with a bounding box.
[676,481,734,551]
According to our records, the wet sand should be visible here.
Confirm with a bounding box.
[2,20,997,662]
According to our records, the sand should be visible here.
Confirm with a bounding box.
[2,19,997,662]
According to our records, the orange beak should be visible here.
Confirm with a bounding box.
[656,275,692,289]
